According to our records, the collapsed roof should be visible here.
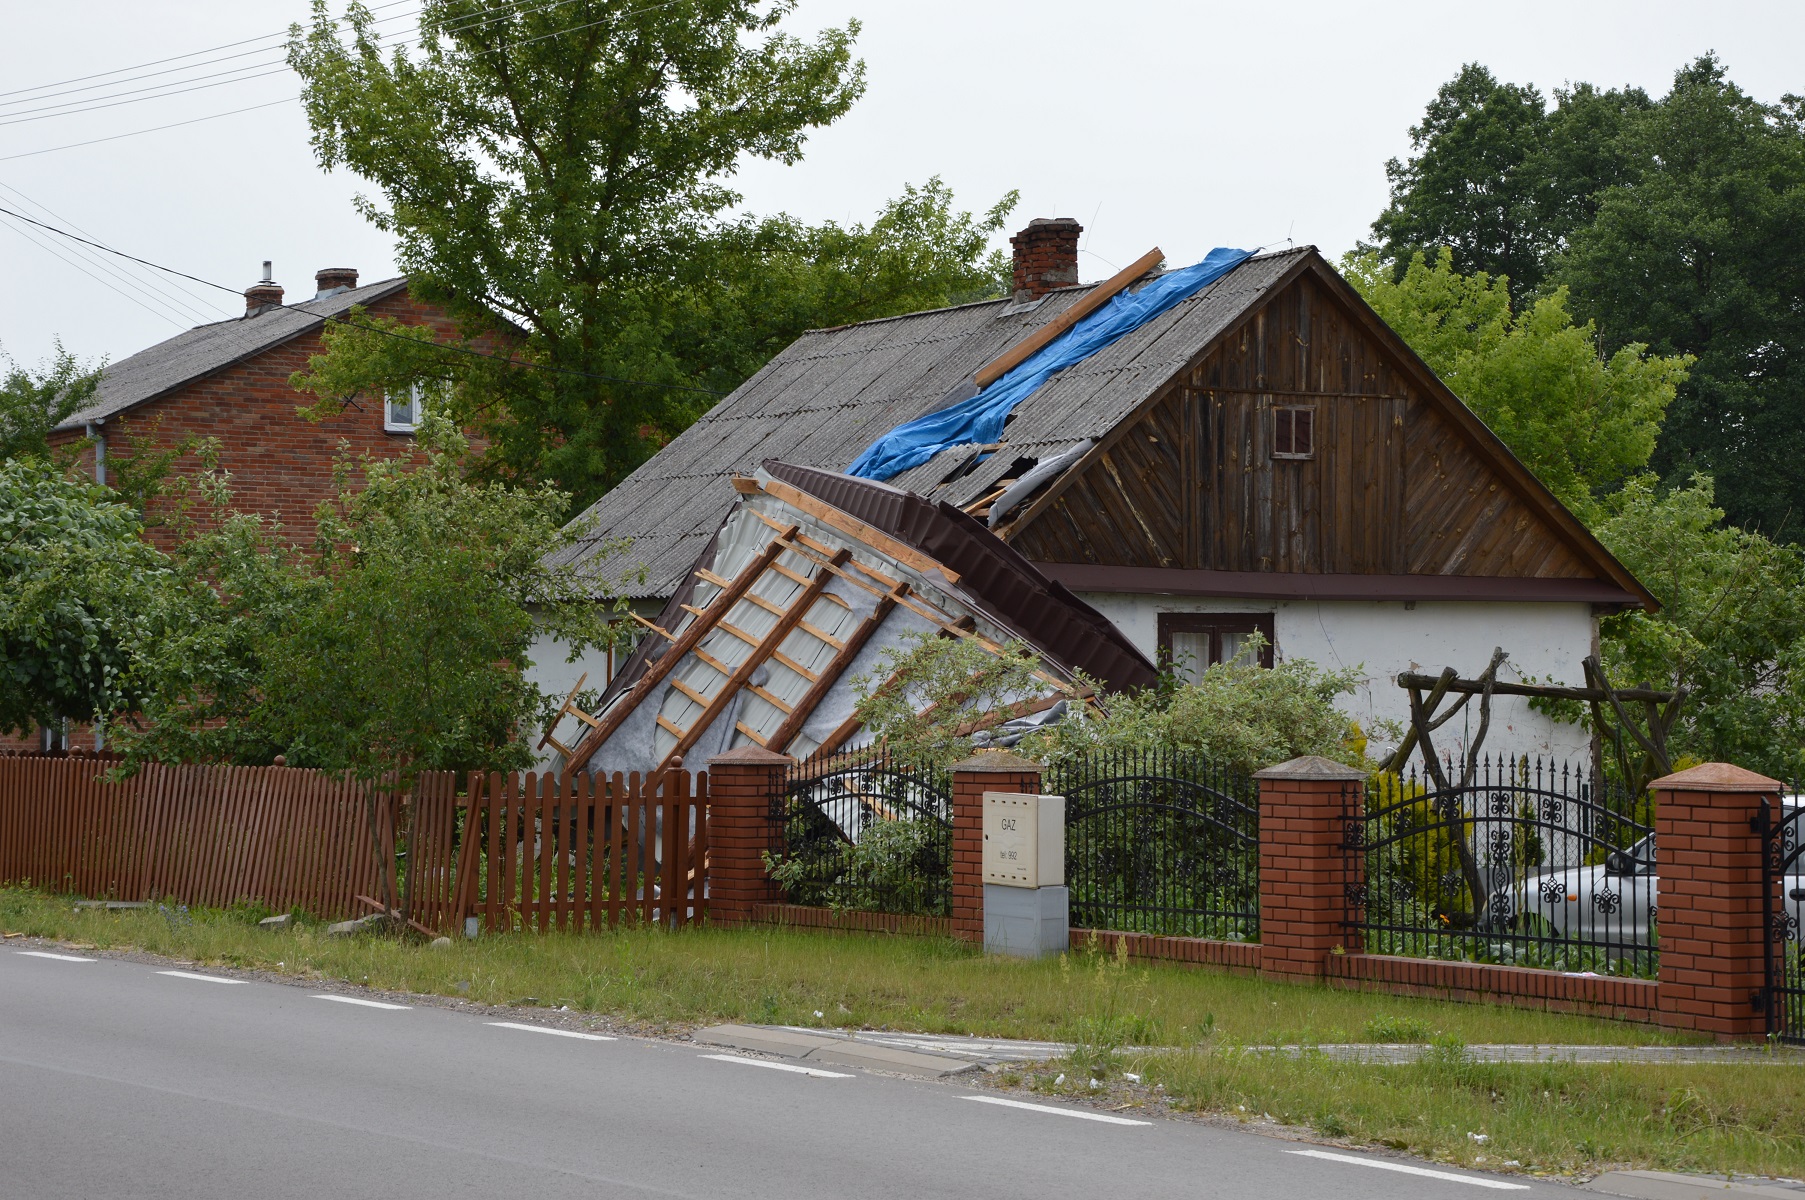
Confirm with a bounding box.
[544,461,1157,777]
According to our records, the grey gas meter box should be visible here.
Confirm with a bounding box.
[982,791,1069,958]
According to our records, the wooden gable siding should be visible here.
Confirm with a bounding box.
[1009,270,1595,580]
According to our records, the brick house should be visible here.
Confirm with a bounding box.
[17,267,468,752]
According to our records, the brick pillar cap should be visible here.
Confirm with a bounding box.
[1253,755,1366,781]
[707,745,795,766]
[951,749,1043,773]
[1650,762,1781,793]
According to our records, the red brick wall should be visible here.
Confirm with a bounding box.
[53,286,471,552]
[950,753,1042,943]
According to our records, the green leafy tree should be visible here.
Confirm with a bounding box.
[1589,475,1805,779]
[0,457,170,737]
[1345,248,1687,515]
[286,0,868,510]
[0,344,101,464]
[1370,64,1651,301]
[850,632,1045,771]
[1559,55,1805,537]
[117,413,627,783]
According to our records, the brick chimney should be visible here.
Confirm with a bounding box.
[244,260,283,316]
[1011,217,1082,301]
[314,267,358,298]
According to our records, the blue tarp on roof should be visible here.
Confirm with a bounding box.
[845,246,1254,481]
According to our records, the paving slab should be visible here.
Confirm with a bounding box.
[692,1024,1007,1078]
[1586,1171,1805,1199]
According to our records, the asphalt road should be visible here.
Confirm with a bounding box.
[1,947,1594,1200]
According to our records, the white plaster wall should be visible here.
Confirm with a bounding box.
[522,600,665,768]
[1073,592,1597,765]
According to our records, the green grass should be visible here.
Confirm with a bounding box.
[0,887,1693,1046]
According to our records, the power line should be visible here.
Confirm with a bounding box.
[0,97,298,163]
[0,201,728,397]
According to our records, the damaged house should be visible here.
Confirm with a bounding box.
[537,218,1655,772]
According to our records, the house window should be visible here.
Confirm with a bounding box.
[1157,613,1275,683]
[384,382,423,433]
[1273,406,1314,459]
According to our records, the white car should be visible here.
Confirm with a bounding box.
[1512,807,1804,949]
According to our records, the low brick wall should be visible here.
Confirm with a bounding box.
[1327,953,1661,1022]
[746,903,953,938]
[1070,929,1261,975]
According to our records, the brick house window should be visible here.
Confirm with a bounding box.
[1273,406,1314,459]
[1157,613,1275,683]
[384,383,423,433]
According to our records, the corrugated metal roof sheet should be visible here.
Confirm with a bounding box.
[58,277,413,429]
[559,249,1311,598]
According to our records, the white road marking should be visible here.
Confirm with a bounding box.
[487,1021,615,1041]
[158,970,244,985]
[311,994,410,1010]
[1287,1149,1530,1190]
[960,1095,1153,1126]
[699,1053,853,1078]
[16,951,95,962]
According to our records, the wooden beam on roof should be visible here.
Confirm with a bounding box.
[756,475,959,584]
[558,529,797,777]
[975,247,1164,388]
[535,672,589,750]
[769,587,904,756]
[655,547,853,772]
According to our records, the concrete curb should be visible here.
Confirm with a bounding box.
[692,1024,988,1079]
[1585,1171,1805,1199]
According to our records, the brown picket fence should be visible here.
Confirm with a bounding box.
[449,769,709,934]
[0,757,708,933]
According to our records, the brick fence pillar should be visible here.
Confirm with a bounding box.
[1255,755,1366,981]
[705,745,793,926]
[950,751,1042,943]
[1651,762,1778,1040]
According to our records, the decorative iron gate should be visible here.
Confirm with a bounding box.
[1050,749,1259,941]
[1351,757,1657,976]
[769,752,952,917]
[1761,799,1805,1044]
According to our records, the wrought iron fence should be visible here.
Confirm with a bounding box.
[1761,798,1805,1044]
[767,751,952,917]
[1351,756,1657,976]
[1050,748,1259,941]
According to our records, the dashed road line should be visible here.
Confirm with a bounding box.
[959,1095,1152,1126]
[698,1053,853,1078]
[311,994,410,1010]
[487,1022,615,1041]
[158,970,244,985]
[1287,1149,1530,1190]
[15,951,96,962]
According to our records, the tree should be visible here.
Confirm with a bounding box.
[1370,66,1651,301]
[1559,55,1805,537]
[0,457,169,737]
[287,0,869,511]
[1589,475,1805,780]
[1344,248,1686,515]
[117,412,626,783]
[0,344,100,464]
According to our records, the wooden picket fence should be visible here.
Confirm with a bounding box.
[0,756,708,933]
[447,769,709,934]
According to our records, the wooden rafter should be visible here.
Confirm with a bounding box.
[536,672,591,754]
[768,587,906,756]
[974,246,1165,388]
[556,530,798,777]
[654,546,853,771]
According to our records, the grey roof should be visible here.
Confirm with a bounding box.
[57,277,412,430]
[554,248,1312,598]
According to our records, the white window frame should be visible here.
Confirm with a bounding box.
[384,382,423,433]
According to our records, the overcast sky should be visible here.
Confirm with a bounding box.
[2,1,1800,369]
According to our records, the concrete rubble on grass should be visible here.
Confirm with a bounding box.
[324,914,387,937]
[258,914,292,930]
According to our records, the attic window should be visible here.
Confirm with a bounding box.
[384,383,422,434]
[1273,406,1314,459]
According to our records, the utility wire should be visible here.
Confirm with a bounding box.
[0,97,298,163]
[0,201,729,397]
